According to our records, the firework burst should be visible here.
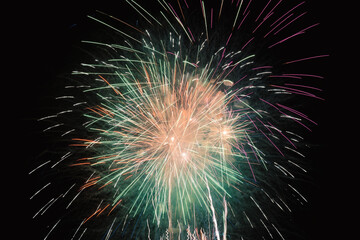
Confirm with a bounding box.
[30,0,327,239]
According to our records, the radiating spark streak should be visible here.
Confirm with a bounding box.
[268,23,319,48]
[260,218,273,239]
[284,54,329,64]
[43,123,63,132]
[51,151,72,168]
[264,13,293,38]
[33,198,54,219]
[242,1,251,16]
[30,182,51,200]
[223,196,228,240]
[272,224,285,240]
[66,190,83,209]
[218,0,224,20]
[243,211,253,228]
[187,27,196,43]
[201,1,209,41]
[273,12,307,35]
[288,160,307,172]
[278,196,291,212]
[284,73,325,80]
[277,103,317,125]
[83,208,102,224]
[205,177,220,240]
[264,0,283,20]
[38,115,57,121]
[57,109,73,116]
[167,2,181,21]
[260,219,273,239]
[108,199,123,216]
[255,0,271,22]
[71,220,85,240]
[105,217,117,240]
[270,1,305,27]
[284,83,322,91]
[130,0,163,26]
[88,16,142,44]
[274,162,294,178]
[125,0,152,25]
[81,40,145,55]
[63,184,76,198]
[268,32,303,48]
[261,97,313,131]
[160,11,179,35]
[237,10,249,29]
[175,0,186,22]
[61,129,75,137]
[250,195,268,220]
[41,194,63,216]
[258,128,284,157]
[271,84,323,100]
[167,2,194,42]
[78,228,87,240]
[29,160,51,175]
[232,0,243,30]
[288,184,308,202]
[284,146,305,158]
[55,95,74,99]
[98,75,123,96]
[241,37,254,50]
[96,10,145,34]
[44,219,61,240]
[266,121,296,148]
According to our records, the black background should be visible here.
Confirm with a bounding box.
[19,0,339,239]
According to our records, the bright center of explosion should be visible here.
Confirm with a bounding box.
[141,76,236,180]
